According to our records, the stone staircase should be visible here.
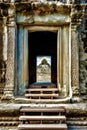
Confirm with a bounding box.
[18,83,68,130]
[18,107,68,130]
[25,83,59,99]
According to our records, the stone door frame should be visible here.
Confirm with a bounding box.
[15,25,71,100]
[2,22,80,102]
[1,3,81,102]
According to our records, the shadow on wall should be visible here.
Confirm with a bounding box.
[68,126,87,130]
[0,60,6,84]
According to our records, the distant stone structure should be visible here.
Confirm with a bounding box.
[0,0,87,130]
[37,58,51,82]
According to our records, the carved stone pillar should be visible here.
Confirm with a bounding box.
[2,5,15,101]
[71,23,80,100]
[70,5,84,102]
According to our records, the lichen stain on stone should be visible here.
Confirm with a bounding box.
[16,3,71,16]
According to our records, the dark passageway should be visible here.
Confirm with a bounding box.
[28,31,57,85]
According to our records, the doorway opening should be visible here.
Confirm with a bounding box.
[28,31,57,85]
[36,56,51,82]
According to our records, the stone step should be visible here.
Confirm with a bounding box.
[29,83,56,89]
[18,107,67,130]
[20,107,65,113]
[25,83,59,99]
[25,87,59,99]
[18,124,67,130]
[19,115,66,121]
[25,93,59,99]
[26,88,58,92]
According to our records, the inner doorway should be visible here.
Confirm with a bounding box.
[28,31,57,85]
[36,56,51,82]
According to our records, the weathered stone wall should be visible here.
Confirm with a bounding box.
[0,103,87,130]
[79,19,87,99]
[0,19,6,99]
[0,2,86,100]
[0,20,3,60]
[0,1,87,130]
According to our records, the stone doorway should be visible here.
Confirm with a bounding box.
[15,26,70,97]
[28,31,57,85]
[36,56,51,83]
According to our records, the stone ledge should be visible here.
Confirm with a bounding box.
[0,102,87,128]
[0,102,87,117]
[0,126,17,130]
[67,120,87,126]
[0,103,20,116]
[68,126,87,130]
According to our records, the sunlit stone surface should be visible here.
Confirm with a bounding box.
[0,0,87,130]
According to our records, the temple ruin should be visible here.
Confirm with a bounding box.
[0,0,87,130]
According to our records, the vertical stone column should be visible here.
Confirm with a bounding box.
[2,5,15,101]
[3,17,8,61]
[70,5,84,102]
[71,23,80,101]
[62,26,69,97]
[0,19,3,61]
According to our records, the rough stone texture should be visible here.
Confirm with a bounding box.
[70,5,84,99]
[0,103,20,129]
[0,20,3,60]
[0,102,87,116]
[79,20,87,98]
[5,27,15,86]
[2,4,16,100]
[71,28,79,87]
[16,2,71,16]
[0,103,87,130]
[0,1,87,130]
[71,25,80,99]
[0,127,17,130]
[0,19,6,99]
[0,1,86,98]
